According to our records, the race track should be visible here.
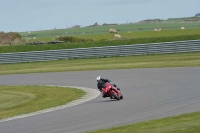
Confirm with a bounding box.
[0,67,200,133]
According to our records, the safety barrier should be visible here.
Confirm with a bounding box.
[0,40,199,64]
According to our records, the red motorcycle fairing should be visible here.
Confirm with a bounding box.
[102,82,121,99]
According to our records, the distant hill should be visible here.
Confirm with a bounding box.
[137,15,200,24]
[195,13,200,17]
[167,16,200,22]
[137,19,165,23]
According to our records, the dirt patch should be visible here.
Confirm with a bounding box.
[0,32,23,46]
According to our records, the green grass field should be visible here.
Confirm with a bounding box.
[0,85,85,120]
[20,22,200,41]
[1,28,200,53]
[1,22,200,53]
[86,112,200,133]
[0,52,200,75]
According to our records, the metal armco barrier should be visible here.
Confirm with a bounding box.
[0,40,200,64]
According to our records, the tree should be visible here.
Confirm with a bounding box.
[93,22,98,26]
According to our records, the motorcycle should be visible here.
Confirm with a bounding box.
[102,82,123,100]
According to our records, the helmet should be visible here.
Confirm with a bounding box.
[96,76,101,81]
[96,76,102,83]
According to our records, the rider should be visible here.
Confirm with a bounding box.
[96,76,120,95]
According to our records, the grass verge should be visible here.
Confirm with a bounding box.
[0,85,85,120]
[0,52,200,75]
[86,111,200,133]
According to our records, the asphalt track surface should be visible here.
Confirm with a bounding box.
[0,67,200,133]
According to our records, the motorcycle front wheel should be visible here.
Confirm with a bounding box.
[120,94,123,99]
[111,92,120,100]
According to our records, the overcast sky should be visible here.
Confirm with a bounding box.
[0,0,199,32]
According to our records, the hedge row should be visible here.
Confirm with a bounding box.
[0,34,200,53]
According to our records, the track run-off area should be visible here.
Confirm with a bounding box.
[0,67,200,133]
